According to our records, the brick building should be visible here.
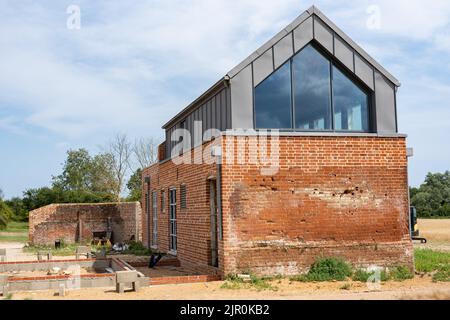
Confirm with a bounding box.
[29,202,142,245]
[141,6,413,276]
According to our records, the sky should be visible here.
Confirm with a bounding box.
[0,0,449,199]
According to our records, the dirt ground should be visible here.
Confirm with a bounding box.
[2,219,450,300]
[8,276,450,300]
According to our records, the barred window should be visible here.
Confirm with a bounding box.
[180,184,187,209]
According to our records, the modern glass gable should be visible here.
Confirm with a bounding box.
[254,62,292,129]
[254,44,370,132]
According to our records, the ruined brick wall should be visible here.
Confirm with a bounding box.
[220,135,413,276]
[29,202,142,245]
[141,142,220,275]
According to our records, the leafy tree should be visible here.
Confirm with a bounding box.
[411,171,450,217]
[127,168,142,201]
[0,199,13,229]
[52,149,116,195]
[4,197,28,222]
[22,187,115,212]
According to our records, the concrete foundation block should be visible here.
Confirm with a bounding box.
[116,282,125,294]
[58,284,66,297]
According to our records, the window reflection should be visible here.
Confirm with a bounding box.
[255,62,292,129]
[332,66,369,131]
[293,45,331,130]
[253,43,370,132]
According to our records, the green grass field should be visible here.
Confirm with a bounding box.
[0,221,28,243]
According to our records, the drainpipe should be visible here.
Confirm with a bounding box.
[144,176,151,248]
[212,146,223,240]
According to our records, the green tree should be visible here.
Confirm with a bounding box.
[22,187,115,212]
[0,199,13,229]
[411,171,450,217]
[52,148,116,196]
[4,197,28,222]
[127,168,142,201]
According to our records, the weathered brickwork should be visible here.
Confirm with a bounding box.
[29,202,142,245]
[220,135,413,275]
[141,147,220,275]
[142,135,413,276]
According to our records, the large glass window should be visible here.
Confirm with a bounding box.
[332,66,369,131]
[253,43,370,132]
[293,45,332,130]
[255,61,292,129]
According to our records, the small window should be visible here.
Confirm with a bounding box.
[180,184,187,209]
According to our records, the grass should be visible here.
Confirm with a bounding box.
[122,241,154,256]
[415,248,450,282]
[352,269,390,282]
[23,243,81,256]
[414,249,450,273]
[290,257,353,282]
[220,273,278,291]
[23,240,156,257]
[389,266,414,281]
[2,221,28,232]
[0,221,28,243]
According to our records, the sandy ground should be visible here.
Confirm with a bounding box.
[8,276,450,300]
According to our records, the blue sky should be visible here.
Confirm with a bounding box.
[0,0,449,199]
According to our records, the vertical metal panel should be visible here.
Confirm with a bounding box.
[206,100,211,130]
[273,33,294,69]
[314,16,333,54]
[221,90,227,130]
[215,94,221,131]
[202,103,206,134]
[375,71,397,133]
[211,96,216,130]
[354,54,375,90]
[253,49,274,86]
[334,35,354,72]
[226,87,232,129]
[230,65,253,129]
[293,16,313,53]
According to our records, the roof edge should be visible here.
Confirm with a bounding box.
[162,77,228,129]
[226,5,400,87]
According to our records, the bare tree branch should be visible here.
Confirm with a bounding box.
[132,137,158,169]
[107,133,133,202]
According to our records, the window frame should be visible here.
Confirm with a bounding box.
[253,41,373,133]
[169,187,177,254]
[161,190,166,214]
[151,191,158,248]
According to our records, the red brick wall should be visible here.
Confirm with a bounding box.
[220,135,413,275]
[29,202,142,245]
[142,135,413,276]
[141,145,220,275]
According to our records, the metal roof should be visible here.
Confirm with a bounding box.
[162,5,400,129]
